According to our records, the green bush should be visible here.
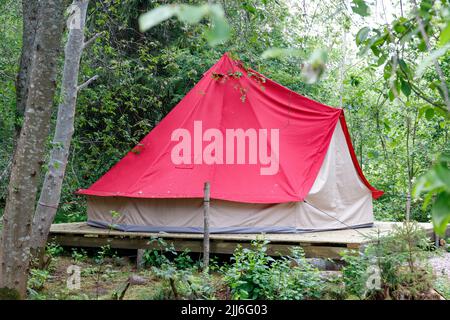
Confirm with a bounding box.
[143,237,198,270]
[71,248,88,263]
[340,251,370,298]
[46,241,64,257]
[223,240,324,300]
[341,221,435,300]
[27,269,50,299]
[263,247,324,300]
[151,263,216,300]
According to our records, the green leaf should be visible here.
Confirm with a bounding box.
[425,108,434,121]
[388,88,396,101]
[261,48,303,59]
[356,27,370,45]
[435,164,450,190]
[383,62,392,80]
[413,165,447,199]
[376,54,387,66]
[351,0,370,17]
[417,40,427,52]
[432,192,450,236]
[139,3,229,47]
[439,23,450,46]
[393,20,407,34]
[176,4,209,24]
[439,151,450,163]
[300,48,328,84]
[400,78,411,97]
[205,15,230,46]
[242,3,257,14]
[367,150,379,159]
[398,59,411,78]
[370,44,381,56]
[138,5,177,31]
[207,3,226,19]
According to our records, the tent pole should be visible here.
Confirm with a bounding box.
[203,181,211,272]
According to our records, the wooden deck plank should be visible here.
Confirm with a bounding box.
[49,221,435,245]
[48,221,439,259]
[48,233,350,259]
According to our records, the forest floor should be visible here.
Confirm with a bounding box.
[30,255,161,300]
[429,252,450,280]
[27,248,450,300]
[28,251,229,300]
[429,251,450,299]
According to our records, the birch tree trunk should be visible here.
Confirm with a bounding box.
[31,0,91,263]
[0,0,66,299]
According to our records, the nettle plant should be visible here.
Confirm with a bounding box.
[222,240,324,300]
[144,237,215,300]
[143,237,197,270]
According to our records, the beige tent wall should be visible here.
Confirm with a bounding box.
[87,122,373,233]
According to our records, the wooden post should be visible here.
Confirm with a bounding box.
[203,182,210,272]
[136,249,145,270]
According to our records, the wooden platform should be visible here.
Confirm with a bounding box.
[48,222,438,259]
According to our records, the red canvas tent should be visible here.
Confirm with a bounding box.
[77,53,382,233]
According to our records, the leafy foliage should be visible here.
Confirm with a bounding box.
[142,237,198,270]
[414,151,450,235]
[138,3,230,46]
[341,221,435,299]
[27,269,50,299]
[222,240,324,300]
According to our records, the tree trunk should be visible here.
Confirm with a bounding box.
[15,0,39,123]
[0,0,66,299]
[31,0,90,266]
[2,1,40,187]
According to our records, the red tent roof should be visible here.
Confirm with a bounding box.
[77,53,383,203]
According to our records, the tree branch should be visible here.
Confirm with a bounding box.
[77,75,99,91]
[83,32,103,49]
[412,0,450,112]
[410,83,447,113]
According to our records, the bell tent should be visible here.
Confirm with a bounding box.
[77,53,383,233]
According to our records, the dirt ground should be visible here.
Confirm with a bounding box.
[32,255,166,300]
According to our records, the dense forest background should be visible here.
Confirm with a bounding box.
[0,0,449,225]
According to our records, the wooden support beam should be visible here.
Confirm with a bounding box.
[48,221,442,260]
[203,182,210,272]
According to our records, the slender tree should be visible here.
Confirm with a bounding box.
[0,1,39,194]
[31,0,96,265]
[0,0,66,298]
